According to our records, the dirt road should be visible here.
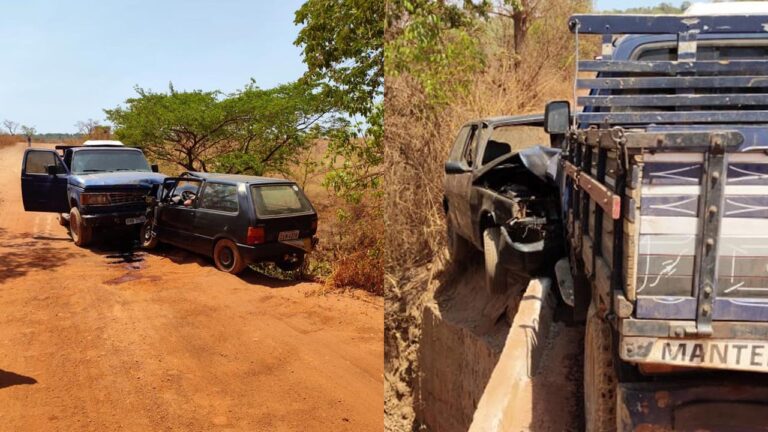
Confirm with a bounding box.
[0,142,383,431]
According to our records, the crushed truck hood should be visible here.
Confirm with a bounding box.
[69,171,167,189]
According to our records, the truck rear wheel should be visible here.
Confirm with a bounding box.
[483,227,508,295]
[69,207,92,247]
[447,218,471,264]
[584,303,617,432]
[213,239,247,275]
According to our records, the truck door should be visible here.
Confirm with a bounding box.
[20,149,69,213]
[444,124,480,241]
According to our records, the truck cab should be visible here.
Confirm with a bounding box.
[20,143,165,246]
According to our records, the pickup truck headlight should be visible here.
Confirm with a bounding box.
[81,193,111,206]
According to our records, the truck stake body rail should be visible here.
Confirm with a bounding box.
[557,11,768,431]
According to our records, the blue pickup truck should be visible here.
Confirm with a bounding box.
[20,141,165,246]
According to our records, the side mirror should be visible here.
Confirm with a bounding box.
[151,164,159,173]
[544,101,571,135]
[445,161,470,175]
[46,165,58,176]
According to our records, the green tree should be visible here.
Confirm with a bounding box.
[105,81,335,175]
[294,0,384,202]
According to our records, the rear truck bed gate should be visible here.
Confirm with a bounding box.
[563,14,768,350]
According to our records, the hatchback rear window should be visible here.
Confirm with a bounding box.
[251,184,312,216]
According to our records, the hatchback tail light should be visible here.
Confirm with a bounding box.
[311,219,318,231]
[246,226,265,245]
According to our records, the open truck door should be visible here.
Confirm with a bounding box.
[20,148,69,213]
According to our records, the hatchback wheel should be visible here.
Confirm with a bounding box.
[140,219,158,249]
[69,207,93,247]
[213,239,247,274]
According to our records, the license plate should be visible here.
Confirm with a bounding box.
[125,216,146,226]
[278,230,300,241]
[621,336,768,373]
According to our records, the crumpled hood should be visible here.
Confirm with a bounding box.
[69,171,166,189]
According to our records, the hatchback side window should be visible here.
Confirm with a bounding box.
[25,151,64,174]
[200,183,239,213]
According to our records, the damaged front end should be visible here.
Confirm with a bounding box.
[480,146,564,277]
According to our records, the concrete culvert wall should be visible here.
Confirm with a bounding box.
[414,260,585,432]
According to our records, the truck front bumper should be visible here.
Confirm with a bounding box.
[81,211,146,228]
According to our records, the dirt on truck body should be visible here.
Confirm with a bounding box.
[548,12,768,431]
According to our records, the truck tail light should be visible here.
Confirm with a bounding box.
[246,226,265,245]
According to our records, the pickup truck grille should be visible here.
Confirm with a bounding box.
[107,192,146,205]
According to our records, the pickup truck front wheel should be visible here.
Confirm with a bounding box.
[483,227,508,295]
[584,303,617,432]
[69,207,93,247]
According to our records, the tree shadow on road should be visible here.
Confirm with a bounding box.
[0,228,79,284]
[0,370,37,389]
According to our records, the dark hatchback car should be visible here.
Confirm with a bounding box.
[141,172,318,274]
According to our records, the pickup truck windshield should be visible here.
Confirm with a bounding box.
[251,184,312,217]
[71,150,151,174]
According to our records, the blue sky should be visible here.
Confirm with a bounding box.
[0,0,306,133]
[596,0,709,10]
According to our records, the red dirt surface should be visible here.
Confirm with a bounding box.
[0,142,383,431]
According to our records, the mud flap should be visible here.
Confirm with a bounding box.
[617,381,768,431]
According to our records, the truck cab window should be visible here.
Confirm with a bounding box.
[25,151,64,174]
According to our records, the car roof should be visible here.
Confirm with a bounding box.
[463,113,544,128]
[82,140,124,146]
[182,171,296,185]
[685,2,768,15]
[69,146,141,152]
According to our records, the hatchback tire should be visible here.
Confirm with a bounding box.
[213,239,247,274]
[69,207,92,247]
[483,227,508,295]
[140,219,158,249]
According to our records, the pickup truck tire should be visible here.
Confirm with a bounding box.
[483,227,508,295]
[213,239,247,275]
[584,303,617,432]
[57,213,69,227]
[140,219,158,249]
[447,218,471,264]
[69,207,92,247]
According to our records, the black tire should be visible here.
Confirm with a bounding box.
[584,303,617,432]
[483,227,508,295]
[69,207,92,247]
[276,253,305,272]
[447,218,471,263]
[139,219,158,249]
[213,239,247,274]
[57,213,69,227]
